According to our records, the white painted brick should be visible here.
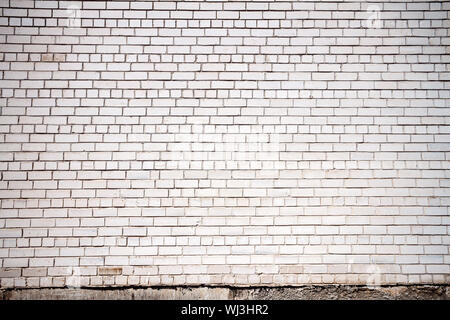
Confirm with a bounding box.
[0,0,448,289]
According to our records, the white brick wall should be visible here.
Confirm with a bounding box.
[0,0,449,288]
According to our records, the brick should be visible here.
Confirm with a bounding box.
[0,0,448,289]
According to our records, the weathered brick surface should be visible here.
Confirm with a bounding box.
[0,0,449,288]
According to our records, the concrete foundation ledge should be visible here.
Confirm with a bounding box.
[1,285,448,300]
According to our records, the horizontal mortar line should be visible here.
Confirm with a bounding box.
[3,218,448,221]
[3,225,445,228]
[5,85,449,87]
[3,44,450,46]
[5,34,449,38]
[0,201,448,204]
[9,27,450,30]
[4,8,445,12]
[3,26,449,31]
[3,216,448,219]
[3,197,449,199]
[2,15,448,18]
[10,49,432,54]
[4,69,449,71]
[2,16,447,19]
